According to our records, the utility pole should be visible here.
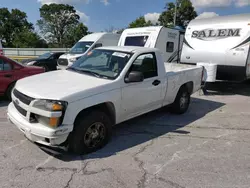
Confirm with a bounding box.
[173,0,177,26]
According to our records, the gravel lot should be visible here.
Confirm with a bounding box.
[1,82,250,188]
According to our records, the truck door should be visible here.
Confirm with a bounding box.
[121,52,162,118]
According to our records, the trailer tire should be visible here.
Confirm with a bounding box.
[68,110,112,155]
[170,86,190,114]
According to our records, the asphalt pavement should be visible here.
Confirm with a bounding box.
[1,82,250,188]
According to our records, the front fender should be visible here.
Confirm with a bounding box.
[62,88,122,125]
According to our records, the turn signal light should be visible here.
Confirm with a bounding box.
[49,117,59,127]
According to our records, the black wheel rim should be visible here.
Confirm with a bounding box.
[180,92,189,109]
[84,122,106,148]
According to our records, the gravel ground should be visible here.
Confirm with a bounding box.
[0,82,250,188]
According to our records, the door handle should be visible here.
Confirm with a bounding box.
[4,74,12,78]
[152,80,161,86]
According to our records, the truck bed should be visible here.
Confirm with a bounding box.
[164,62,200,73]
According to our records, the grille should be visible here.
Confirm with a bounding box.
[14,102,27,117]
[13,89,34,105]
[57,58,68,66]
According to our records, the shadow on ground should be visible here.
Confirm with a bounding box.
[204,81,250,96]
[38,97,225,161]
[0,97,9,107]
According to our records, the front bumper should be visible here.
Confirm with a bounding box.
[7,102,72,146]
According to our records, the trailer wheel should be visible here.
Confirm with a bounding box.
[68,110,112,155]
[170,86,190,114]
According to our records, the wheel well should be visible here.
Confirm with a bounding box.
[182,81,193,94]
[74,102,116,126]
[5,81,16,94]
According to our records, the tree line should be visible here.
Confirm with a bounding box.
[0,0,197,48]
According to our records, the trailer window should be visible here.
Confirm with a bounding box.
[124,36,149,47]
[166,42,174,53]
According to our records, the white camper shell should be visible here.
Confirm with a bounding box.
[181,13,250,81]
[118,26,184,63]
[57,32,121,69]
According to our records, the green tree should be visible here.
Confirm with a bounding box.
[128,16,154,28]
[37,3,87,47]
[159,0,197,28]
[12,29,48,48]
[64,23,89,47]
[0,8,34,47]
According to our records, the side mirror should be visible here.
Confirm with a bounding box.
[125,71,144,83]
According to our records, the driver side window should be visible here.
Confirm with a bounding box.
[129,53,158,79]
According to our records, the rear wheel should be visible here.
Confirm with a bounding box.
[68,110,112,155]
[170,86,190,114]
[5,82,15,101]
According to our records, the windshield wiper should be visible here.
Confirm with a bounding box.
[79,69,102,78]
[67,67,108,79]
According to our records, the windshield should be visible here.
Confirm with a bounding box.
[124,36,149,47]
[69,41,94,54]
[69,49,132,79]
[38,52,52,59]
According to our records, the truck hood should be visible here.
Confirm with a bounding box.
[15,70,115,102]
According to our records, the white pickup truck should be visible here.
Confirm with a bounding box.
[7,46,203,154]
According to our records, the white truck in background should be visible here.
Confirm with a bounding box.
[118,26,184,63]
[57,32,121,69]
[8,46,203,154]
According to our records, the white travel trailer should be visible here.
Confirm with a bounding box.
[181,13,250,82]
[118,26,184,63]
[57,32,121,69]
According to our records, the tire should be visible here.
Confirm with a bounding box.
[68,110,112,155]
[41,65,49,72]
[5,82,15,101]
[170,86,190,114]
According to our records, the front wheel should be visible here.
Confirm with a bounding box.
[170,86,190,114]
[41,65,49,72]
[68,110,112,155]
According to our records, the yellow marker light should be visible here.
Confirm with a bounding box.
[52,103,63,111]
[49,117,59,127]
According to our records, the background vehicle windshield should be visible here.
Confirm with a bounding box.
[38,52,52,59]
[69,41,94,54]
[70,49,132,79]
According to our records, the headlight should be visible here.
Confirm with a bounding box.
[27,61,36,66]
[69,58,77,62]
[33,100,67,111]
[69,56,80,62]
[32,100,68,128]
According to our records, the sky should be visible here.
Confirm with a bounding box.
[0,0,250,32]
